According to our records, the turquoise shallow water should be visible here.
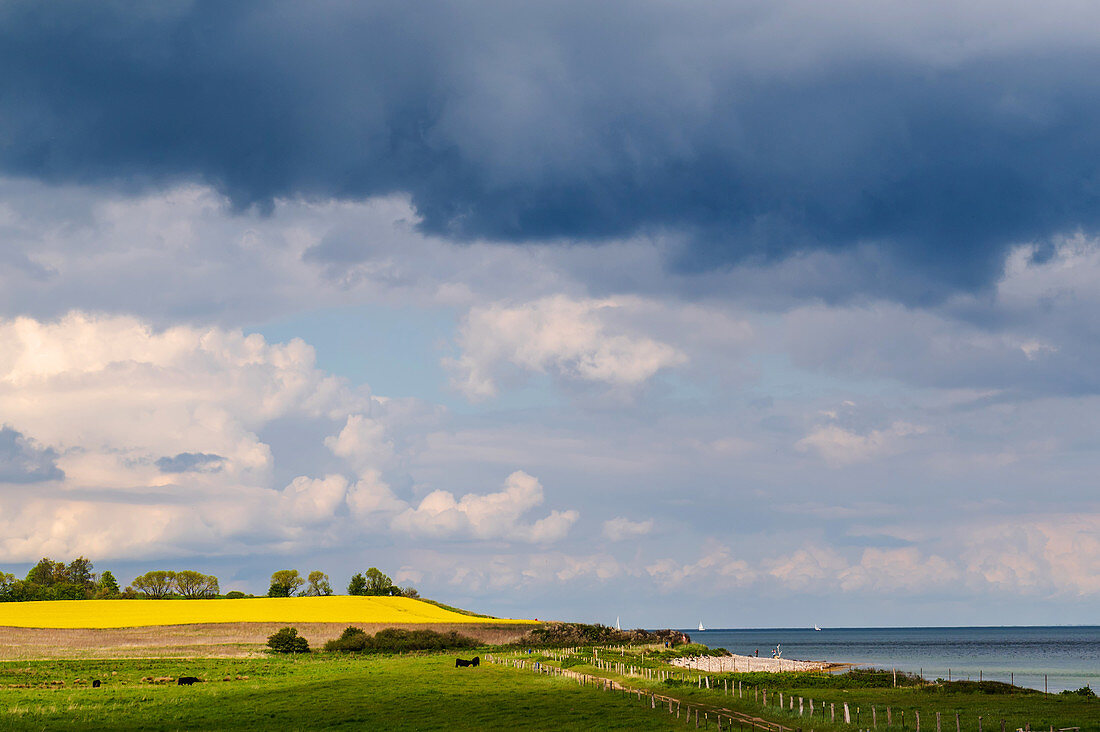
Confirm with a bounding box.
[680,626,1100,693]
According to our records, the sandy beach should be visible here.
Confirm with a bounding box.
[671,654,832,673]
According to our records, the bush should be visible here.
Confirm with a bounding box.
[224,591,246,599]
[1062,685,1097,699]
[324,627,369,652]
[926,679,1026,695]
[655,643,728,659]
[517,622,690,648]
[323,627,478,653]
[267,627,310,654]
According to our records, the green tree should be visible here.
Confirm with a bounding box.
[399,586,420,599]
[347,572,367,596]
[66,556,95,589]
[305,570,332,596]
[4,579,48,602]
[26,557,66,586]
[0,572,16,600]
[132,570,177,598]
[52,582,86,600]
[175,570,219,599]
[95,570,120,598]
[363,567,394,596]
[268,569,304,597]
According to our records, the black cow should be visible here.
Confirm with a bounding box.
[177,676,202,686]
[91,680,101,688]
[454,656,480,668]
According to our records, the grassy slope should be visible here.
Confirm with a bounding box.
[0,596,534,629]
[0,655,682,730]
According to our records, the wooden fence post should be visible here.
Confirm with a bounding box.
[916,709,920,732]
[888,708,893,726]
[955,713,960,732]
[936,712,941,732]
[844,703,851,724]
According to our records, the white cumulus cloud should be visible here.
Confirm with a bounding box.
[391,470,578,543]
[447,295,687,399]
[797,421,926,466]
[602,517,654,541]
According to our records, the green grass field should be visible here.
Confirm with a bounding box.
[1,639,1096,730]
[0,654,684,730]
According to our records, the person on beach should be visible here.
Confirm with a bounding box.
[754,648,759,657]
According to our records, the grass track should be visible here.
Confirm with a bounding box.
[0,596,533,629]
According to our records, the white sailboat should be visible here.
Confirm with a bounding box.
[698,621,706,631]
[616,616,621,631]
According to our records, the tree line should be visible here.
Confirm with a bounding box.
[0,557,417,602]
[267,567,418,598]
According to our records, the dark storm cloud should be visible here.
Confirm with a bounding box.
[4,1,1100,297]
[155,452,225,474]
[0,427,64,483]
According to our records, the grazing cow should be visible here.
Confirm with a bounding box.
[177,676,202,686]
[91,680,101,688]
[455,656,480,668]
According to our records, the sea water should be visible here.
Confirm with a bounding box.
[682,626,1100,693]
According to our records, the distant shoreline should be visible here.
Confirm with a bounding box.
[671,653,850,674]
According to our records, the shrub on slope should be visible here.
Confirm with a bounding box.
[324,627,478,653]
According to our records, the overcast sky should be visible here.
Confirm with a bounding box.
[1,0,1099,627]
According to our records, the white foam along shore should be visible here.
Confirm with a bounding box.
[671,654,832,673]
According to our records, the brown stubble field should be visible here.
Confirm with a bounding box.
[0,622,532,659]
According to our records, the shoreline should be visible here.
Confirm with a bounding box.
[671,653,848,673]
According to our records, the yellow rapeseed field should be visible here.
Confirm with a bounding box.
[0,596,534,629]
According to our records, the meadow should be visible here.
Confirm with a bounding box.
[0,654,683,730]
[3,644,1095,731]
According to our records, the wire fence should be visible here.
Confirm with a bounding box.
[485,648,1085,732]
